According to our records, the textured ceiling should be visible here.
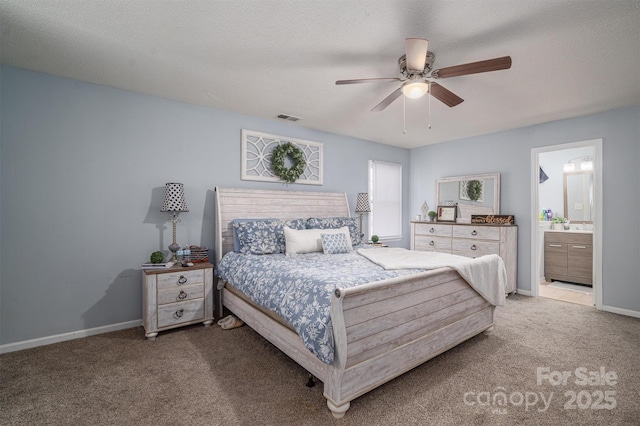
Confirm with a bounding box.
[1,1,639,148]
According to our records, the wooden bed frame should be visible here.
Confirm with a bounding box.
[214,187,496,418]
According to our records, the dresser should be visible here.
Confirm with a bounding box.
[544,231,593,285]
[410,222,518,294]
[142,263,214,339]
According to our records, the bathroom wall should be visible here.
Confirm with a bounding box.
[538,146,594,222]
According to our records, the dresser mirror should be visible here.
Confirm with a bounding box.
[564,170,593,223]
[436,173,500,222]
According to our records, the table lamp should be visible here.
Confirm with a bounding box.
[355,192,371,240]
[161,182,189,262]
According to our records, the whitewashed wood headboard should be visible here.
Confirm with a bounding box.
[214,187,350,265]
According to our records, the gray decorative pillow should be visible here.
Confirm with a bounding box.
[307,217,361,245]
[321,232,352,254]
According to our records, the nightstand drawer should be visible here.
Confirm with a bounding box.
[414,236,452,252]
[452,226,500,241]
[414,223,452,237]
[158,283,204,305]
[157,269,204,289]
[452,239,500,256]
[157,299,205,328]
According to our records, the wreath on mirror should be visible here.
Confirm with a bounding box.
[466,180,483,201]
[270,142,306,183]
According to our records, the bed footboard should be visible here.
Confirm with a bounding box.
[324,268,494,418]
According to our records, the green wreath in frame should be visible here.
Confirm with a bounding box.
[270,142,306,183]
[466,180,483,201]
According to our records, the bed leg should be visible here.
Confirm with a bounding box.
[306,374,315,388]
[484,325,495,335]
[326,400,350,419]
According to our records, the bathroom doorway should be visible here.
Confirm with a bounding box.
[530,139,603,309]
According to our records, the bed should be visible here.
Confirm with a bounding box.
[214,187,501,418]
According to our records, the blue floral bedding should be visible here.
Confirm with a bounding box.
[216,250,422,365]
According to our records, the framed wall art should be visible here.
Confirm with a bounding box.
[241,129,323,185]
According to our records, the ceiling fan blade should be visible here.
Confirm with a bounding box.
[405,38,429,72]
[371,88,403,112]
[432,56,512,79]
[336,77,402,85]
[429,83,464,107]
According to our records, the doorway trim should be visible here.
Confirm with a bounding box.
[530,139,603,309]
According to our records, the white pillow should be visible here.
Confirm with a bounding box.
[284,226,352,255]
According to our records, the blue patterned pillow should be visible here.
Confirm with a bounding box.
[234,220,283,255]
[307,217,361,245]
[233,218,306,254]
[321,232,352,254]
[231,218,278,252]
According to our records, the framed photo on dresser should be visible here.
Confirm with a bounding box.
[437,205,457,222]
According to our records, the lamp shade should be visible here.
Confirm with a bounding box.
[355,193,371,213]
[161,182,189,212]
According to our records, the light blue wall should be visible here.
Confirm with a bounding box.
[410,105,640,312]
[2,65,638,346]
[0,66,411,345]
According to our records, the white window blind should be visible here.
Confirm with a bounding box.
[368,160,402,240]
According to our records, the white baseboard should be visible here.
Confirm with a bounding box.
[0,319,142,354]
[514,288,532,296]
[601,305,640,319]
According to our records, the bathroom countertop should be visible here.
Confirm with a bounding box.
[544,229,593,233]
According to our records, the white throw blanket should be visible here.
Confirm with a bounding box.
[357,248,506,306]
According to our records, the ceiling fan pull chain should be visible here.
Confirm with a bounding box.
[428,81,432,130]
[403,95,407,134]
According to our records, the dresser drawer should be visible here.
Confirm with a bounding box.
[452,239,499,256]
[452,226,501,241]
[414,223,452,237]
[157,283,204,305]
[414,236,452,252]
[157,269,204,289]
[157,299,205,328]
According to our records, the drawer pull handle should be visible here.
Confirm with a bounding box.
[572,245,587,249]
[177,275,188,285]
[178,290,187,300]
[471,230,477,236]
[429,241,435,246]
[174,308,184,318]
[549,244,562,247]
[429,228,435,233]
[471,245,477,250]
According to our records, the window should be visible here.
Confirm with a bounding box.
[368,160,402,240]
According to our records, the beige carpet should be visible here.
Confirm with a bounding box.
[1,295,639,425]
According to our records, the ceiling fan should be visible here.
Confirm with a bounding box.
[336,38,512,111]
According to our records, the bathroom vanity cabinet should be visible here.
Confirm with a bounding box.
[544,231,593,286]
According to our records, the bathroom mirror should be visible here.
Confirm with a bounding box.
[436,173,500,222]
[564,171,593,223]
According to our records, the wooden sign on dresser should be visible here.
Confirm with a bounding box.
[410,221,518,294]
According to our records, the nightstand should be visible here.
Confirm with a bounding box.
[142,263,214,339]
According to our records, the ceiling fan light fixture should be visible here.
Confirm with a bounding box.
[401,78,429,99]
